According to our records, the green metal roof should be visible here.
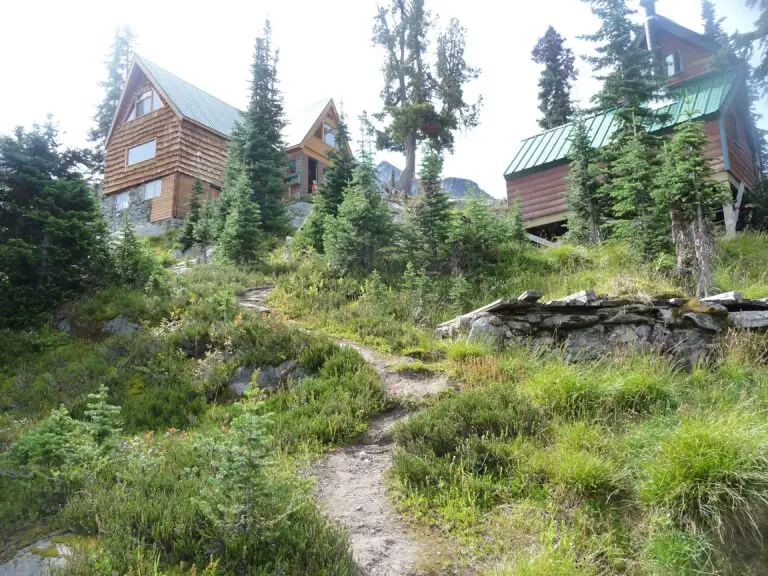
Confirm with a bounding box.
[137,56,243,138]
[505,70,738,178]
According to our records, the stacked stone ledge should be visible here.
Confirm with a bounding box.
[436,290,768,365]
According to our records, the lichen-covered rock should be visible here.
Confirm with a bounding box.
[103,315,139,335]
[467,315,503,346]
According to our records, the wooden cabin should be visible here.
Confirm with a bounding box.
[284,99,344,200]
[505,0,762,237]
[103,57,339,233]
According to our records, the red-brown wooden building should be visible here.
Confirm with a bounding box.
[103,57,340,234]
[505,1,762,236]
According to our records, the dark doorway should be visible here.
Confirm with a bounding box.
[308,157,318,195]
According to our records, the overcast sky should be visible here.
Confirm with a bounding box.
[1,0,765,198]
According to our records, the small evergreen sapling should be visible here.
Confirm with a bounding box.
[323,159,393,275]
[566,112,604,244]
[219,171,264,265]
[410,145,453,272]
[180,177,204,251]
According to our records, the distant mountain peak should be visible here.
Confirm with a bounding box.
[375,161,490,199]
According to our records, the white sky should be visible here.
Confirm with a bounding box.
[1,0,765,198]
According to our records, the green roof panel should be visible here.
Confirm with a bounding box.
[505,70,738,178]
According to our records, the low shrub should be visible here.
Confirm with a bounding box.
[394,384,544,458]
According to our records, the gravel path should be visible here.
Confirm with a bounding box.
[239,287,450,575]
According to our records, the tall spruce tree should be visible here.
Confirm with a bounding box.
[219,171,264,265]
[240,21,289,235]
[409,145,453,272]
[0,121,111,326]
[566,112,604,244]
[180,178,204,251]
[532,26,578,130]
[702,0,727,45]
[373,2,482,194]
[89,26,136,176]
[294,113,356,253]
[580,0,661,123]
[656,120,729,296]
[743,0,768,96]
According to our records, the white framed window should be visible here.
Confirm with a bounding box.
[142,179,162,200]
[115,191,130,211]
[127,139,156,165]
[665,52,683,77]
[126,89,163,122]
[323,123,336,147]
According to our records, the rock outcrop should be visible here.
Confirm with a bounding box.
[436,290,768,365]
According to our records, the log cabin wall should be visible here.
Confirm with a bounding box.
[104,79,182,196]
[149,174,177,222]
[723,90,760,189]
[174,173,218,219]
[506,163,570,225]
[178,119,229,188]
[657,31,714,85]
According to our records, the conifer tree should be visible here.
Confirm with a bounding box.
[507,197,527,244]
[0,121,111,326]
[195,199,216,263]
[241,21,289,235]
[702,0,727,45]
[294,113,356,253]
[566,113,604,244]
[409,145,453,272]
[607,123,669,256]
[580,0,661,123]
[373,2,482,194]
[180,178,204,251]
[324,154,393,275]
[656,119,729,296]
[219,171,264,265]
[532,26,578,130]
[743,0,768,95]
[89,26,136,175]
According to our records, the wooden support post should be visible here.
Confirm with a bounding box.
[724,182,745,238]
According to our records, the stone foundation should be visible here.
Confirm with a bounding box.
[102,192,181,237]
[436,290,768,365]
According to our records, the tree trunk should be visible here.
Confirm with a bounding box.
[398,132,417,196]
[692,204,714,298]
[588,199,601,245]
[670,206,694,285]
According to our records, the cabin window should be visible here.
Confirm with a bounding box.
[323,123,336,147]
[126,89,163,122]
[730,113,741,145]
[127,139,156,165]
[288,159,297,174]
[142,179,162,200]
[115,191,130,211]
[665,52,683,77]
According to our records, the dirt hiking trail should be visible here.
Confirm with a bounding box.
[239,287,450,575]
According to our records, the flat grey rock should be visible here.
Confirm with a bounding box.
[682,312,724,332]
[0,539,72,576]
[517,290,543,303]
[103,314,139,335]
[729,311,768,329]
[702,291,743,304]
